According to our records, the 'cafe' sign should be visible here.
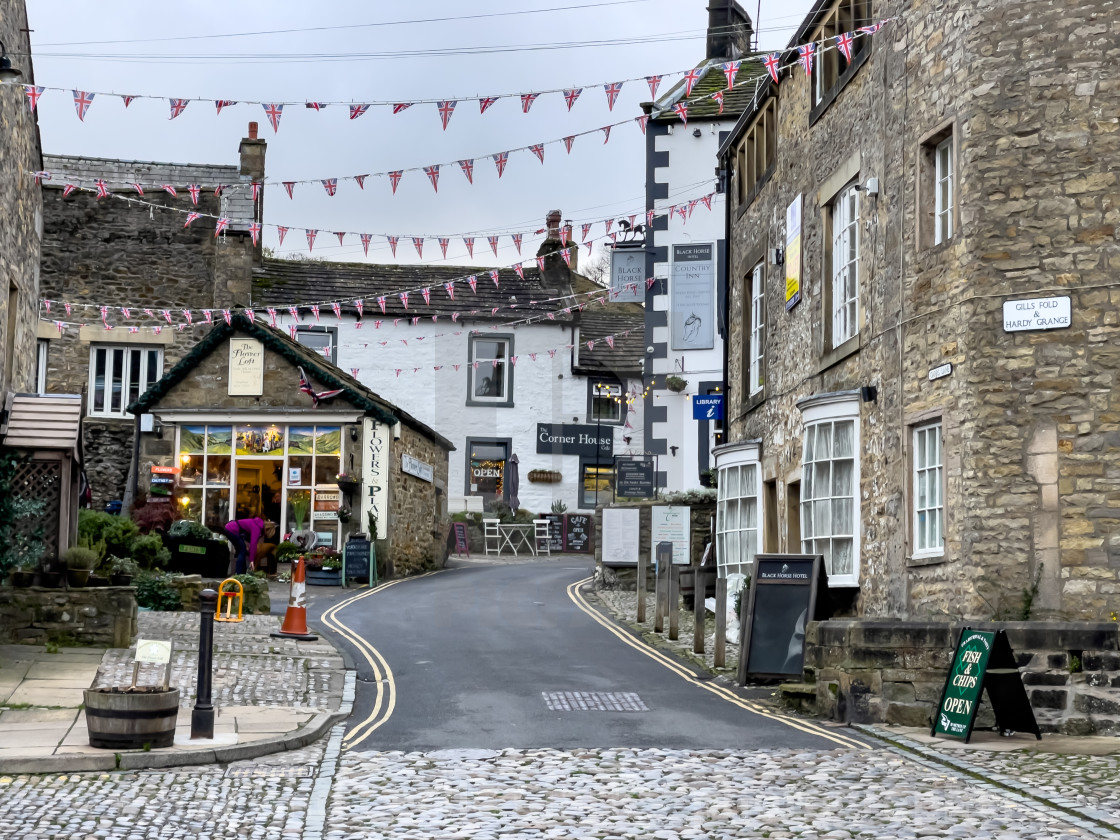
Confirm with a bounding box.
[536,423,613,457]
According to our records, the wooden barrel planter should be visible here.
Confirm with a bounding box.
[84,687,180,749]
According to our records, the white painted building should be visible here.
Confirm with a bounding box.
[253,221,645,515]
[639,0,756,492]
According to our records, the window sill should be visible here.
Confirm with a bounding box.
[465,399,515,409]
[809,48,871,127]
[87,414,134,422]
[908,551,946,568]
[741,387,766,415]
[816,334,860,375]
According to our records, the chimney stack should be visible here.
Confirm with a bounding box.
[239,122,267,181]
[706,0,754,60]
[546,209,562,239]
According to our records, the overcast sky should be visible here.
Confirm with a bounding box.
[26,0,816,268]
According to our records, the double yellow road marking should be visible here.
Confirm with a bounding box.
[566,577,868,751]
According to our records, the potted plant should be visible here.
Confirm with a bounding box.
[165,519,229,578]
[63,546,99,588]
[699,468,718,489]
[665,375,688,393]
[108,556,140,586]
[335,471,361,496]
[337,504,353,524]
[10,559,37,588]
[305,549,343,586]
[39,557,63,588]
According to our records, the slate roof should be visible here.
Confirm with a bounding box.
[42,154,254,232]
[570,275,644,376]
[652,57,766,123]
[252,256,578,322]
[127,311,454,451]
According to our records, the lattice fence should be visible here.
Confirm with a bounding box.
[10,458,62,561]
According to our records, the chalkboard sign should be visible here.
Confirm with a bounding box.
[564,514,592,553]
[616,457,655,499]
[739,554,826,682]
[343,538,371,583]
[932,629,1040,743]
[541,514,564,552]
[452,523,470,557]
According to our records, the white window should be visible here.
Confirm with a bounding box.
[715,442,761,578]
[799,393,860,586]
[35,339,48,393]
[934,137,953,245]
[913,422,944,555]
[591,381,623,423]
[468,336,512,405]
[296,327,336,364]
[748,263,765,394]
[89,345,163,418]
[831,185,860,345]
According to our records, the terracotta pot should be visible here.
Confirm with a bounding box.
[110,573,133,587]
[67,569,91,588]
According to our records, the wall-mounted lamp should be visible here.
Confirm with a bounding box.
[0,41,23,85]
[770,247,784,266]
[860,385,878,403]
[349,426,359,442]
[692,128,702,138]
[623,436,632,445]
[155,424,163,439]
[853,177,880,196]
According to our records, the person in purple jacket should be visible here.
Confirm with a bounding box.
[223,517,278,574]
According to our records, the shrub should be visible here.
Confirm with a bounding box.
[134,571,181,611]
[62,546,99,571]
[132,500,178,534]
[231,572,268,599]
[275,541,302,561]
[168,519,216,541]
[78,510,140,560]
[131,534,170,570]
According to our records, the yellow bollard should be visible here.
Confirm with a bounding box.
[215,578,244,623]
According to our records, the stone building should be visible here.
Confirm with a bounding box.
[127,313,453,575]
[37,125,266,508]
[715,0,1120,623]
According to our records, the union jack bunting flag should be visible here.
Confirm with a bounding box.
[601,125,612,144]
[489,269,500,287]
[24,85,43,112]
[520,93,539,113]
[459,159,474,183]
[711,90,725,114]
[585,241,593,256]
[161,184,177,197]
[673,102,688,124]
[288,305,299,320]
[72,90,95,121]
[322,178,338,196]
[392,103,412,114]
[298,366,344,407]
[94,179,109,198]
[603,81,623,110]
[529,144,545,164]
[214,217,231,237]
[169,98,189,119]
[204,309,214,324]
[493,152,509,178]
[349,104,371,120]
[586,339,596,351]
[581,223,592,241]
[605,335,615,349]
[354,174,367,189]
[605,219,613,235]
[721,60,741,89]
[282,181,295,199]
[437,100,456,130]
[479,96,499,113]
[563,88,582,110]
[310,304,320,322]
[514,264,525,280]
[305,102,327,110]
[376,296,387,313]
[421,287,432,305]
[162,310,173,324]
[335,231,346,246]
[331,302,342,319]
[647,209,655,227]
[798,42,815,74]
[120,95,136,108]
[249,222,261,245]
[188,183,202,203]
[182,309,194,325]
[683,67,703,97]
[438,238,449,258]
[836,31,854,61]
[305,229,318,251]
[387,236,399,256]
[468,276,478,293]
[412,236,424,257]
[277,226,288,246]
[389,171,403,194]
[764,52,782,83]
[636,114,649,135]
[251,182,261,201]
[424,165,440,193]
[560,225,569,245]
[487,236,500,256]
[512,233,523,254]
[563,135,575,154]
[215,100,236,114]
[535,256,546,271]
[184,212,202,227]
[444,281,456,300]
[266,308,277,327]
[859,22,882,34]
[645,75,662,99]
[560,248,572,268]
[399,292,410,309]
[462,237,475,257]
[359,233,372,255]
[351,368,360,378]
[354,299,364,318]
[214,184,226,197]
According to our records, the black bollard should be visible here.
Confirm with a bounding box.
[191,588,218,739]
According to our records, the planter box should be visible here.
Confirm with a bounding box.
[84,687,179,749]
[306,569,342,586]
[165,536,230,578]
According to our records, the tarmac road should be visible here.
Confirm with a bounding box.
[307,557,865,753]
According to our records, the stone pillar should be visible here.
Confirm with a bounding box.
[1025,421,1061,617]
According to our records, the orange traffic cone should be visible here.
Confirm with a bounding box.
[271,556,318,641]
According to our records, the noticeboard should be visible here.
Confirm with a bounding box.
[343,538,371,582]
[616,457,655,499]
[564,514,592,552]
[452,522,469,557]
[932,629,1041,743]
[739,554,826,682]
[541,514,564,552]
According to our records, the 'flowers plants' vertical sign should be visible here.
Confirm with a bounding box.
[360,419,390,540]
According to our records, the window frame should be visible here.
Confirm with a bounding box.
[735,97,778,209]
[934,137,954,245]
[809,0,874,121]
[88,344,164,418]
[588,378,624,425]
[714,441,762,579]
[466,333,515,407]
[747,262,765,395]
[579,460,616,509]
[829,184,861,348]
[35,339,48,393]
[798,393,861,587]
[912,421,945,559]
[295,325,338,365]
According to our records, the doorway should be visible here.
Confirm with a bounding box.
[234,458,284,522]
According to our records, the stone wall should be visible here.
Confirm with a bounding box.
[594,498,715,588]
[0,1,44,398]
[722,0,1120,621]
[385,423,451,576]
[169,575,270,615]
[800,620,1120,736]
[0,586,137,648]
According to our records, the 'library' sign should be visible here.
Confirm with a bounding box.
[1002,296,1071,332]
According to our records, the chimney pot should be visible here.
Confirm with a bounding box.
[546,210,562,237]
[248,122,259,140]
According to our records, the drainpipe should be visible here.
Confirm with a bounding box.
[125,410,141,513]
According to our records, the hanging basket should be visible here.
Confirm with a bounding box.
[527,469,563,483]
[336,478,362,495]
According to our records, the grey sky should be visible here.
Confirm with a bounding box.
[26,0,816,268]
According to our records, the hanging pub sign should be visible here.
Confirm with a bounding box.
[932,629,1041,743]
[609,247,645,303]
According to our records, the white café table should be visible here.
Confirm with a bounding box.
[498,523,536,556]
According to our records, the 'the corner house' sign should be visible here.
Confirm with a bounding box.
[228,338,265,396]
[1002,296,1071,332]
